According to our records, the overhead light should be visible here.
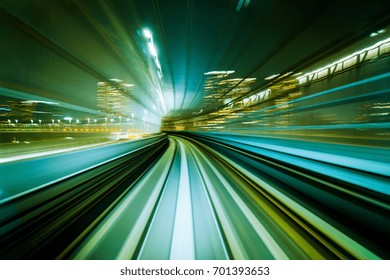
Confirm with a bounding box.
[155,59,161,69]
[370,28,386,37]
[292,72,303,76]
[21,100,59,105]
[143,28,153,39]
[297,37,390,82]
[204,70,235,75]
[148,42,157,57]
[236,0,251,12]
[142,27,166,111]
[264,73,280,80]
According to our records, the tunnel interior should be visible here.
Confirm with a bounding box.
[0,0,390,260]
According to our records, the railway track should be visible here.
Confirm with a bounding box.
[0,134,388,259]
[0,136,168,259]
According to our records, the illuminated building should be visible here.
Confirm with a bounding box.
[200,71,256,130]
[0,103,12,123]
[6,100,35,122]
[202,70,236,109]
[97,79,134,118]
[202,71,256,108]
[4,100,66,124]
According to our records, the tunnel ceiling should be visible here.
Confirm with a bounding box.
[1,0,390,120]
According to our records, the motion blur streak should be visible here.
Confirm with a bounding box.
[169,140,195,260]
[0,134,389,259]
[1,0,390,260]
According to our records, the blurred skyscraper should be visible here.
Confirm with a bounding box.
[97,79,134,118]
[202,71,256,110]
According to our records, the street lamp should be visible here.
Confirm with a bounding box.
[131,113,135,131]
[64,117,73,124]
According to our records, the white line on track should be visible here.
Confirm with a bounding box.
[169,139,195,260]
[194,147,289,260]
